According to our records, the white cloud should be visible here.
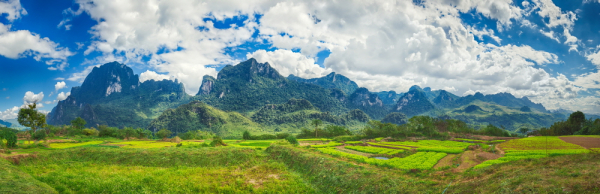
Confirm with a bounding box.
[540,29,560,43]
[56,92,70,101]
[68,64,100,82]
[524,0,580,51]
[586,49,600,68]
[0,106,19,120]
[247,49,331,78]
[54,77,65,81]
[23,91,44,104]
[139,70,173,82]
[0,23,74,70]
[54,81,67,91]
[0,0,26,21]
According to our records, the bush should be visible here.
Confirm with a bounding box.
[285,135,299,145]
[276,133,290,139]
[32,130,46,141]
[210,136,227,147]
[156,129,172,139]
[98,125,118,137]
[332,135,362,142]
[0,127,17,148]
[82,128,99,136]
[243,131,251,140]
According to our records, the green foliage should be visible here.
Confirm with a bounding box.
[317,148,446,170]
[0,127,17,148]
[381,112,408,125]
[70,117,86,130]
[210,136,227,147]
[179,130,214,140]
[18,103,46,134]
[82,128,99,136]
[285,135,299,145]
[156,128,172,139]
[296,125,352,138]
[98,125,117,137]
[332,135,362,142]
[32,129,47,141]
[309,141,342,148]
[148,101,259,137]
[0,159,58,194]
[242,130,251,140]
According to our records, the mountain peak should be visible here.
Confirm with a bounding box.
[217,58,284,81]
[409,85,422,91]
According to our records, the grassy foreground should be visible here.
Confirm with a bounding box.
[0,158,57,194]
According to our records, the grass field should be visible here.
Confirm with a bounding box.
[2,136,600,193]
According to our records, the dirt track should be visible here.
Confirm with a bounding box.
[559,137,600,149]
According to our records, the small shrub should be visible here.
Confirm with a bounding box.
[32,130,46,141]
[210,136,227,147]
[82,128,99,136]
[171,136,182,143]
[156,129,172,139]
[285,136,299,145]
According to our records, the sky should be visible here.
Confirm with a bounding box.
[1,0,600,120]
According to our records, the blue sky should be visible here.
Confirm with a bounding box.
[1,0,600,120]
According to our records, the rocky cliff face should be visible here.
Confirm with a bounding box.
[47,62,190,128]
[394,89,435,117]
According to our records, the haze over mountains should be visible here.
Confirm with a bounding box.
[47,59,572,136]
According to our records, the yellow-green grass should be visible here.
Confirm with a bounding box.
[297,138,331,142]
[0,159,58,194]
[15,147,314,193]
[499,136,585,151]
[48,141,104,149]
[381,140,473,149]
[367,142,413,150]
[107,140,202,148]
[474,137,589,169]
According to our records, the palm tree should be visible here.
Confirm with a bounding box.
[311,119,323,138]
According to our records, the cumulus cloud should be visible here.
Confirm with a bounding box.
[0,1,73,70]
[0,106,19,120]
[56,92,70,101]
[586,49,600,68]
[61,0,594,113]
[23,91,44,104]
[54,81,66,91]
[247,49,331,78]
[139,70,173,82]
[0,0,26,21]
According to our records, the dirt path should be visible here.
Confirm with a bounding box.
[559,137,600,149]
[434,154,456,169]
[453,151,480,172]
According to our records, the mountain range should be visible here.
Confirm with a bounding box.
[47,58,569,137]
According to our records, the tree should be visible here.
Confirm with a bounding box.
[122,127,136,140]
[156,128,172,139]
[518,128,530,135]
[311,119,323,138]
[18,103,46,142]
[242,131,252,140]
[71,117,87,130]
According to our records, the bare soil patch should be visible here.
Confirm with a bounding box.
[559,137,600,149]
[453,151,480,172]
[434,154,456,169]
[476,152,501,160]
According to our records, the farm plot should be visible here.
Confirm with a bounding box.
[49,141,104,149]
[316,148,446,170]
[345,146,404,155]
[107,141,202,148]
[379,140,473,154]
[309,141,343,148]
[474,136,589,169]
[559,136,600,149]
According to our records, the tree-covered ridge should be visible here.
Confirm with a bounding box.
[250,98,369,128]
[196,58,348,114]
[393,89,436,117]
[148,101,259,137]
[347,87,388,119]
[288,72,359,95]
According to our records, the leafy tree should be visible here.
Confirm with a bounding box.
[98,125,118,137]
[243,131,252,140]
[210,136,226,146]
[311,119,323,137]
[122,127,136,140]
[156,128,172,139]
[18,103,46,142]
[71,117,86,130]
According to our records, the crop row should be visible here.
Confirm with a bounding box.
[367,142,413,149]
[499,136,585,151]
[310,141,343,148]
[415,147,464,154]
[454,138,505,144]
[344,141,363,145]
[345,146,404,155]
[316,148,446,170]
[381,140,473,150]
[473,155,548,169]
